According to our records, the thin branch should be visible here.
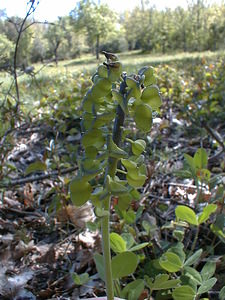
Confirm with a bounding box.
[202,121,225,150]
[23,21,55,31]
[12,0,39,114]
[0,166,78,188]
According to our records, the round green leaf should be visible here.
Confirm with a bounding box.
[175,205,198,226]
[138,66,155,86]
[127,170,146,188]
[141,85,162,110]
[126,76,139,88]
[121,159,137,170]
[134,103,152,132]
[117,193,132,210]
[172,285,196,300]
[70,178,92,207]
[97,64,108,78]
[112,251,138,279]
[82,128,105,149]
[159,252,183,272]
[106,175,128,195]
[132,139,146,156]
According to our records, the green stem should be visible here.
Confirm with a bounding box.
[191,225,200,254]
[101,196,114,300]
[101,79,126,299]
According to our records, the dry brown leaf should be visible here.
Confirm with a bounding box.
[57,203,94,228]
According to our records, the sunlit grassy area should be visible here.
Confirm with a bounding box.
[35,49,224,75]
[0,50,224,111]
[1,50,224,86]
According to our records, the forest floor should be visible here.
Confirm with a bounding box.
[0,51,225,300]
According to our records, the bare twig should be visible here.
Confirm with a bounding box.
[201,121,225,150]
[11,0,39,114]
[0,166,78,188]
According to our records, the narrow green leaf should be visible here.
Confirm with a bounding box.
[175,205,198,226]
[121,233,135,250]
[112,251,138,279]
[151,274,180,290]
[194,148,208,169]
[132,139,146,156]
[172,285,196,300]
[25,160,47,175]
[110,232,127,253]
[184,249,203,266]
[201,261,216,281]
[198,277,217,295]
[129,242,149,252]
[184,266,202,285]
[184,153,196,175]
[93,253,105,281]
[180,275,198,292]
[219,286,225,300]
[198,204,217,224]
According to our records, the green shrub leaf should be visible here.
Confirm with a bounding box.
[159,252,183,272]
[201,261,216,281]
[175,205,198,226]
[93,253,105,281]
[121,279,145,300]
[198,277,217,295]
[198,204,217,224]
[72,272,89,285]
[184,266,202,285]
[112,251,138,279]
[25,160,47,175]
[194,148,208,169]
[172,285,196,300]
[110,232,127,253]
[219,286,225,300]
[129,242,149,252]
[184,249,203,266]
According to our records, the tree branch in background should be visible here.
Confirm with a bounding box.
[10,0,39,114]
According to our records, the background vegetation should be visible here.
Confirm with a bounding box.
[0,0,225,68]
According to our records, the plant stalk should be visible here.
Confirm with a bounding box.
[101,80,126,299]
[101,196,114,300]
